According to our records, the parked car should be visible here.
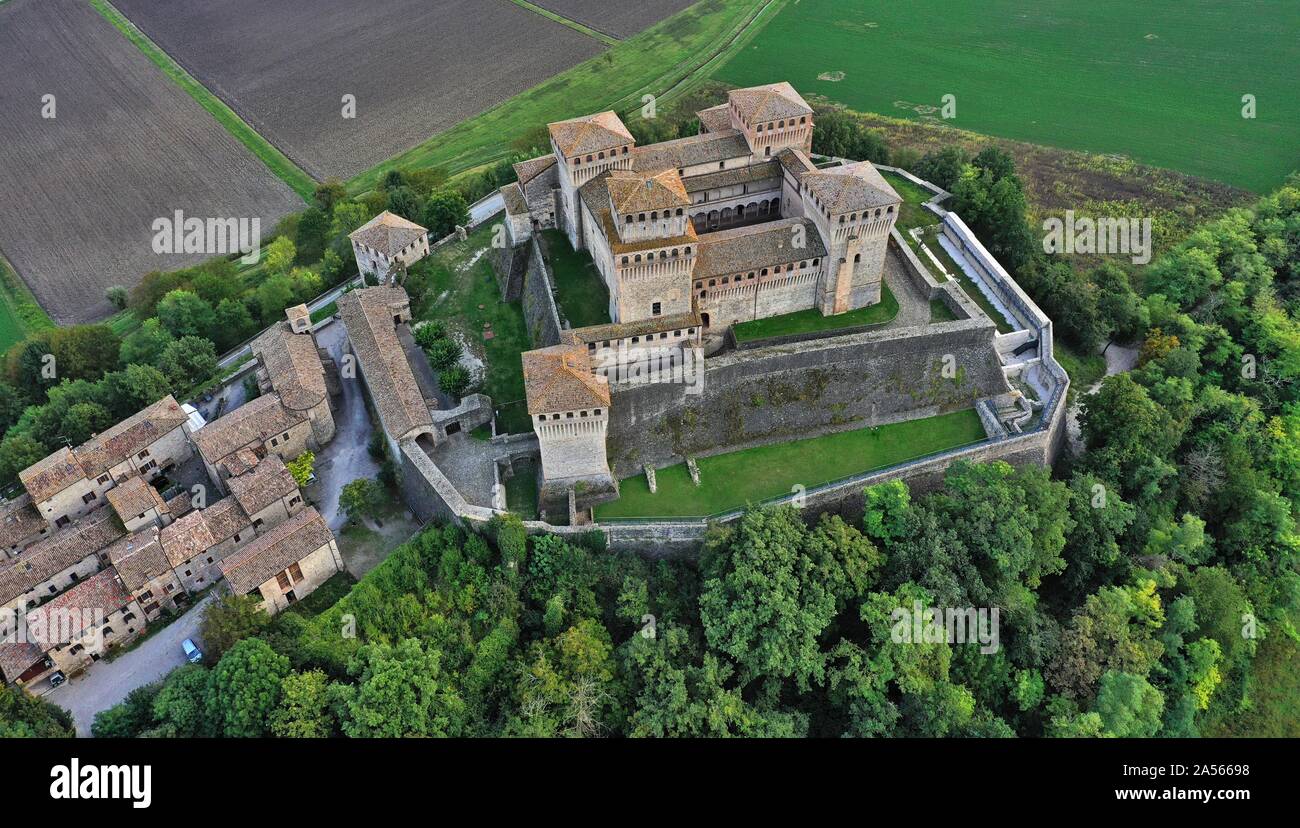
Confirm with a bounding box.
[182,639,203,664]
[49,671,66,688]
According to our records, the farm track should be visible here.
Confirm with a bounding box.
[0,0,301,324]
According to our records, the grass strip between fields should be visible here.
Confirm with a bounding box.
[506,0,620,46]
[89,0,315,200]
[595,408,988,519]
[0,252,53,352]
[347,0,787,193]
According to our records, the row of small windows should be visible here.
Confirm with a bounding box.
[755,116,808,132]
[584,327,696,350]
[537,409,603,420]
[838,206,894,223]
[620,246,693,265]
[625,208,685,223]
[694,260,820,290]
[573,146,630,165]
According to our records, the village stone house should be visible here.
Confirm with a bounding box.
[250,304,337,447]
[104,526,183,621]
[18,395,193,530]
[191,392,315,491]
[104,474,174,533]
[0,508,125,633]
[158,496,254,594]
[225,454,306,532]
[219,507,342,615]
[348,210,430,283]
[7,568,145,688]
[0,495,49,559]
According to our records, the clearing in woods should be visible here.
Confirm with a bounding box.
[714,0,1300,192]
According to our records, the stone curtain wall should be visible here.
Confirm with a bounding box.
[604,318,1010,477]
[522,235,563,348]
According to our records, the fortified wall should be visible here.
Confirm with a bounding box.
[604,315,1009,478]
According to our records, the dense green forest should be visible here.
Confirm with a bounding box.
[2,117,1298,737]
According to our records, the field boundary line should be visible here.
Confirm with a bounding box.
[506,0,620,46]
[88,0,316,200]
[0,249,53,350]
[345,0,777,193]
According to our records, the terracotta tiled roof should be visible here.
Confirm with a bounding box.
[73,396,188,479]
[226,455,297,517]
[158,497,251,568]
[0,509,124,606]
[502,183,528,217]
[19,396,187,502]
[681,160,782,193]
[694,217,828,280]
[547,111,632,157]
[800,161,902,214]
[336,287,433,441]
[251,321,328,411]
[561,311,702,346]
[512,155,556,187]
[775,147,816,181]
[219,507,334,596]
[695,103,732,134]
[348,211,428,258]
[0,641,45,683]
[26,568,133,641]
[191,393,306,467]
[104,526,170,592]
[728,82,812,123]
[631,131,750,174]
[606,168,690,214]
[0,495,45,551]
[522,345,610,415]
[105,476,166,524]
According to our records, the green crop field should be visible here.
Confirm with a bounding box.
[714,0,1300,192]
[0,253,52,352]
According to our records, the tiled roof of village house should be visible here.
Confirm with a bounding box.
[502,183,529,217]
[561,311,702,346]
[0,494,45,550]
[348,211,428,258]
[523,345,610,415]
[728,82,813,123]
[695,103,733,134]
[191,392,306,466]
[0,641,45,683]
[631,131,750,174]
[159,497,250,568]
[547,111,633,157]
[105,476,167,524]
[0,509,124,606]
[513,155,557,187]
[104,526,169,592]
[74,396,188,479]
[606,168,690,214]
[219,507,333,596]
[694,217,828,280]
[800,161,902,213]
[251,321,328,411]
[19,395,187,502]
[226,454,297,517]
[336,287,434,441]
[218,448,262,479]
[26,568,133,642]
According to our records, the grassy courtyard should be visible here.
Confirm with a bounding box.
[731,281,898,342]
[594,407,987,519]
[715,0,1300,192]
[411,223,533,434]
[542,230,611,328]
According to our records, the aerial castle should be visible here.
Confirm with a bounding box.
[500,83,910,513]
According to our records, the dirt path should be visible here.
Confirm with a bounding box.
[1065,342,1139,454]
